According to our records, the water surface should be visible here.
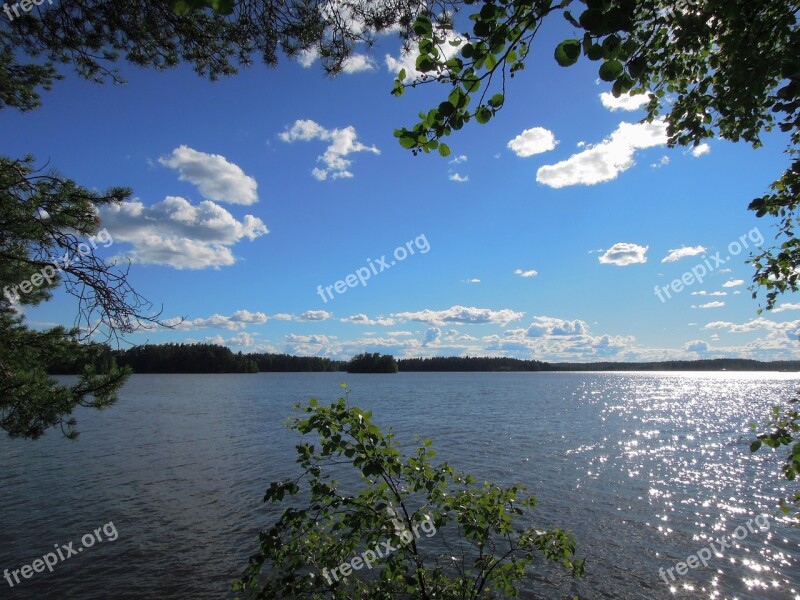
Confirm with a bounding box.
[1,372,798,599]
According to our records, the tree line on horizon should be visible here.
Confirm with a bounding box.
[47,344,800,374]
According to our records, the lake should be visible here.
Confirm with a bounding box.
[1,372,799,599]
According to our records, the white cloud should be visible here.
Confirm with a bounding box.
[340,314,396,326]
[514,269,538,278]
[298,48,319,68]
[536,119,668,188]
[449,173,469,183]
[599,92,650,112]
[691,143,711,157]
[393,305,525,327]
[99,196,267,269]
[651,155,670,168]
[205,332,256,348]
[164,310,268,331]
[661,245,707,263]
[691,291,727,297]
[298,310,332,321]
[507,127,558,157]
[450,155,468,164]
[722,279,745,288]
[279,119,379,180]
[272,313,294,321]
[704,318,800,334]
[772,303,800,313]
[599,242,649,266]
[465,278,481,284]
[694,301,726,309]
[526,316,587,337]
[483,316,634,360]
[341,54,377,73]
[159,146,258,205]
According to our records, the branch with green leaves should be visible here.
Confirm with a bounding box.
[751,393,800,518]
[235,387,583,599]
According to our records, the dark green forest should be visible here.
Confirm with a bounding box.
[48,344,800,375]
[347,353,399,373]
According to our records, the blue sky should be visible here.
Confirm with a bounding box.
[3,13,799,362]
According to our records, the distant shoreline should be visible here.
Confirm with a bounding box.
[47,344,800,375]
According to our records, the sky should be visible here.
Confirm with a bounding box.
[3,10,800,362]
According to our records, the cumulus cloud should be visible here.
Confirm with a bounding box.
[694,301,726,309]
[691,291,727,297]
[598,243,649,266]
[341,54,378,73]
[772,303,800,313]
[99,196,268,269]
[536,120,668,188]
[465,278,481,284]
[393,305,525,326]
[691,143,711,157]
[527,316,587,337]
[484,316,634,360]
[704,318,800,334]
[158,146,258,205]
[284,334,336,356]
[661,245,707,263]
[722,279,745,288]
[340,314,396,326]
[449,173,469,183]
[507,127,558,157]
[514,269,538,278]
[163,309,268,331]
[599,92,650,112]
[279,119,379,180]
[450,155,468,164]
[298,310,332,321]
[205,332,256,348]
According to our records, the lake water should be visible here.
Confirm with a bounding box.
[1,372,799,599]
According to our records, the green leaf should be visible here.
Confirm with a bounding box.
[398,136,417,149]
[475,106,492,124]
[587,43,604,61]
[416,55,437,73]
[413,15,433,36]
[438,143,451,158]
[488,93,504,108]
[438,101,456,117]
[599,60,623,82]
[750,440,762,452]
[555,40,581,67]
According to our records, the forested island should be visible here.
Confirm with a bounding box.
[47,343,800,374]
